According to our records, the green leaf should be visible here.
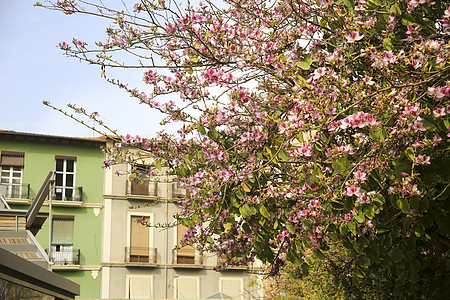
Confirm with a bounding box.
[207,128,219,140]
[240,204,257,218]
[363,206,375,219]
[354,267,365,278]
[401,14,416,25]
[230,196,239,208]
[286,223,295,234]
[286,250,302,265]
[296,60,311,70]
[403,217,413,230]
[330,201,344,210]
[301,262,309,275]
[373,193,385,204]
[312,164,321,184]
[235,188,246,200]
[278,148,288,161]
[181,218,194,228]
[313,249,325,260]
[348,221,357,235]
[332,156,351,175]
[197,122,206,135]
[389,247,404,263]
[155,158,162,171]
[389,4,401,16]
[383,37,393,50]
[437,215,450,235]
[405,147,415,162]
[184,66,193,75]
[359,255,371,268]
[344,0,355,10]
[260,205,271,219]
[369,126,386,141]
[355,213,365,223]
[242,223,251,234]
[397,198,411,214]
[207,236,214,244]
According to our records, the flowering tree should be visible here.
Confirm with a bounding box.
[40,0,450,297]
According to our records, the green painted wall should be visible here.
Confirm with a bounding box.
[0,134,104,299]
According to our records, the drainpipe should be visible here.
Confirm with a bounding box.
[164,175,169,298]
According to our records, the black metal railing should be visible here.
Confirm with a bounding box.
[124,246,157,263]
[52,186,83,201]
[172,249,203,265]
[0,183,30,199]
[46,248,80,265]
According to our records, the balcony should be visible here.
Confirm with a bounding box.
[125,246,157,264]
[172,182,186,199]
[0,183,30,199]
[172,249,203,267]
[126,180,158,197]
[46,248,80,265]
[52,186,83,201]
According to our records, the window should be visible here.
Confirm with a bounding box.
[174,277,199,299]
[129,165,157,196]
[176,224,195,264]
[0,151,24,198]
[127,213,154,263]
[220,278,244,299]
[50,216,75,265]
[54,156,76,201]
[126,275,153,299]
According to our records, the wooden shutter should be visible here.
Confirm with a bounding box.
[177,224,195,259]
[130,216,149,257]
[1,151,24,167]
[131,179,149,195]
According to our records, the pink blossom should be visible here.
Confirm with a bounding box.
[354,170,367,182]
[345,31,364,43]
[346,185,362,197]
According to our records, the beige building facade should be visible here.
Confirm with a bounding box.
[101,145,264,299]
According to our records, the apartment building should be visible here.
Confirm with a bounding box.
[101,140,264,299]
[0,130,105,298]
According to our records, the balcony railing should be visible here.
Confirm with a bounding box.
[172,182,186,199]
[126,180,158,197]
[172,249,203,265]
[52,186,83,201]
[124,246,157,263]
[0,183,30,199]
[46,248,80,265]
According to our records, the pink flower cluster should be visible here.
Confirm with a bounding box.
[329,111,379,131]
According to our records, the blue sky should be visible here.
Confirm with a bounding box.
[0,0,167,138]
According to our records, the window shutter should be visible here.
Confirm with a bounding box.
[176,277,198,299]
[130,216,149,255]
[129,276,152,299]
[221,278,243,299]
[52,217,74,245]
[1,151,24,167]
[177,224,195,257]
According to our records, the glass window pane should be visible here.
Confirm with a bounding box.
[65,188,74,200]
[56,159,64,171]
[1,171,9,177]
[13,172,21,178]
[66,174,74,187]
[66,160,74,172]
[55,173,63,186]
[1,178,8,183]
[13,166,21,171]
